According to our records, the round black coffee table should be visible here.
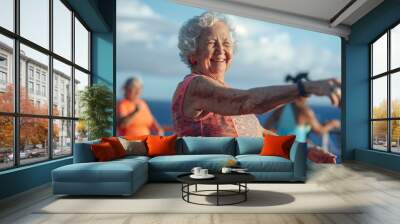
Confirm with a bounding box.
[177,173,255,206]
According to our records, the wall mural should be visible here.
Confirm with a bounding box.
[116,0,342,163]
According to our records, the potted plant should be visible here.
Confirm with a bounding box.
[79,84,113,140]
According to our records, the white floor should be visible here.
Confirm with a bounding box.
[1,162,400,224]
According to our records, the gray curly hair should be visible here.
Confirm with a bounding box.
[178,11,236,68]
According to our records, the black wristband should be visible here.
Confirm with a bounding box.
[297,81,309,97]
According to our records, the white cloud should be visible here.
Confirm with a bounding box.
[117,0,159,19]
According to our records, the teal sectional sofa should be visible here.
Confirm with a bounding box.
[52,137,307,196]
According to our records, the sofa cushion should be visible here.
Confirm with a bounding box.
[259,134,296,159]
[178,137,235,155]
[53,158,147,183]
[149,154,235,172]
[147,135,177,157]
[91,142,118,161]
[118,138,147,156]
[235,137,263,155]
[101,137,127,158]
[73,139,100,163]
[236,155,293,172]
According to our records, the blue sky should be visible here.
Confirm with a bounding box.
[116,0,341,105]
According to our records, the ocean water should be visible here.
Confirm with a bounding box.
[147,100,342,162]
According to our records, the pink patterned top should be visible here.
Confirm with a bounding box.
[172,73,263,137]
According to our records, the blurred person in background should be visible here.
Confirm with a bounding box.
[264,73,340,163]
[117,77,164,136]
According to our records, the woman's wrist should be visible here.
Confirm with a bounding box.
[303,81,317,96]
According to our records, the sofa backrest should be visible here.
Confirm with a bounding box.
[235,137,263,155]
[73,139,100,163]
[177,137,236,155]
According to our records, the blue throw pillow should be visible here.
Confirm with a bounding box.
[180,137,235,155]
[236,137,263,155]
[73,139,100,163]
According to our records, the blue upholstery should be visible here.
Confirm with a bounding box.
[236,155,293,172]
[236,137,263,155]
[52,158,148,195]
[179,137,235,155]
[53,138,307,196]
[247,172,294,182]
[290,142,307,181]
[149,154,234,172]
[73,140,100,163]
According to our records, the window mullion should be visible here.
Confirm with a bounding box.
[48,0,54,160]
[13,0,20,167]
[388,30,391,152]
[71,10,76,155]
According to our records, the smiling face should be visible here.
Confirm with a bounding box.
[191,21,233,81]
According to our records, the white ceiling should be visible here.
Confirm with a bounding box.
[172,0,384,38]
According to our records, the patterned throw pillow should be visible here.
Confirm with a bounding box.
[118,137,147,156]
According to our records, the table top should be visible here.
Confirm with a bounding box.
[177,172,255,185]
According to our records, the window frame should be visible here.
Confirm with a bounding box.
[370,20,400,154]
[0,0,92,171]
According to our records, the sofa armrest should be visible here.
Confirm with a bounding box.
[289,142,307,181]
[73,140,100,163]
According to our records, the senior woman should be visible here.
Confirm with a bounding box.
[172,12,341,137]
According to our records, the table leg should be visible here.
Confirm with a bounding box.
[195,184,197,192]
[217,184,219,206]
[245,183,247,201]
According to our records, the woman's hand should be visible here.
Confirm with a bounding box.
[328,119,341,129]
[305,79,341,107]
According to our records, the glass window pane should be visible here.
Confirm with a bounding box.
[0,116,14,170]
[75,120,88,143]
[20,0,49,49]
[391,72,400,118]
[0,34,14,112]
[372,121,388,151]
[53,59,72,117]
[372,77,387,119]
[0,0,14,31]
[391,120,400,153]
[53,0,72,60]
[53,119,72,157]
[20,117,49,165]
[20,44,49,115]
[372,33,387,76]
[74,69,89,118]
[75,17,89,70]
[392,24,400,70]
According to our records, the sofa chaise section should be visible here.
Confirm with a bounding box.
[52,142,149,196]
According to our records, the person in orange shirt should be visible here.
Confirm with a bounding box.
[117,77,164,136]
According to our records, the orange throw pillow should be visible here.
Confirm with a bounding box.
[101,137,127,158]
[259,134,296,159]
[146,135,177,157]
[91,142,117,161]
[124,135,148,141]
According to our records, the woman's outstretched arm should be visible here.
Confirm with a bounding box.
[185,75,341,118]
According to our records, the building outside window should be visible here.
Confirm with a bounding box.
[0,54,7,88]
[35,70,40,81]
[28,81,34,94]
[0,0,91,170]
[41,85,46,97]
[370,23,400,154]
[0,71,6,84]
[0,54,7,67]
[28,66,34,80]
[41,73,46,83]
